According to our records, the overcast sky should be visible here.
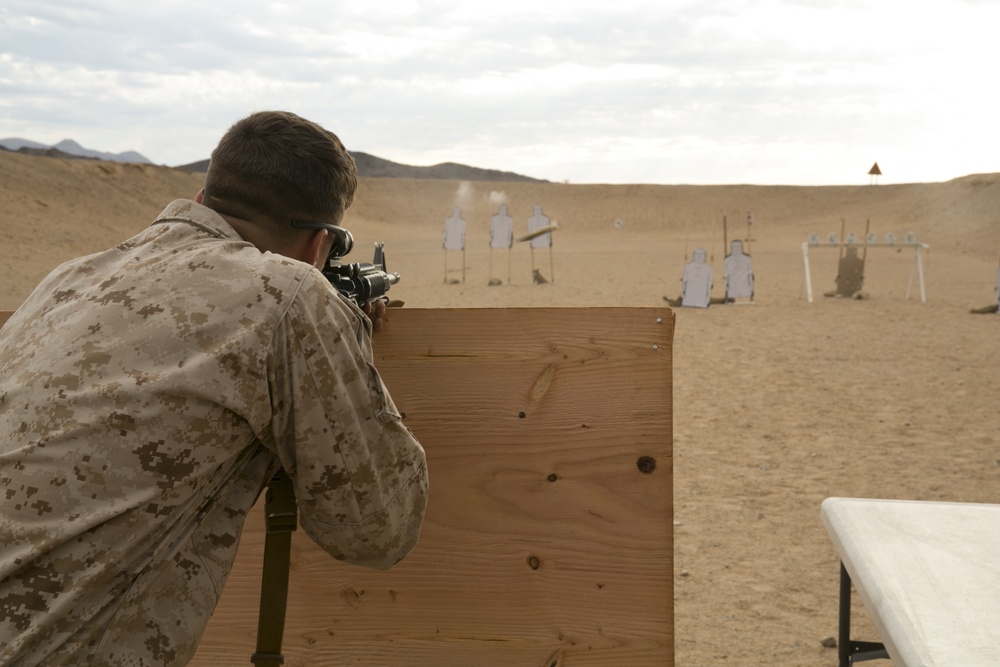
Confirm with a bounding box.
[1,0,998,185]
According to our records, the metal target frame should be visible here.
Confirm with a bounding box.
[802,232,930,303]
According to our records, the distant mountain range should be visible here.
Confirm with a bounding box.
[0,137,151,164]
[176,151,545,182]
[0,137,545,183]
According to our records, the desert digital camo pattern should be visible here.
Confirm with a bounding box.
[0,200,428,666]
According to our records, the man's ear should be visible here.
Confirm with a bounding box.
[302,229,330,269]
[195,189,204,204]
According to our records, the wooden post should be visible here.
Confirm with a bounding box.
[722,215,728,259]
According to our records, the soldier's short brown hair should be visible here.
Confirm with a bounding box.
[203,111,358,231]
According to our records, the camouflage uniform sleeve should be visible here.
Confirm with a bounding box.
[263,273,428,570]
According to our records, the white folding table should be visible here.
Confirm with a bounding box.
[821,497,1000,667]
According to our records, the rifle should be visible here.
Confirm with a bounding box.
[322,241,401,308]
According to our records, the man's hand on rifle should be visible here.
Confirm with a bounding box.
[364,299,388,334]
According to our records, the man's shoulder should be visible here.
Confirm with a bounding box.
[282,262,354,313]
[275,261,366,339]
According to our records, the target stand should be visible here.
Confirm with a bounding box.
[802,232,930,304]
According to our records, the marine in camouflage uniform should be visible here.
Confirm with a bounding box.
[0,114,428,666]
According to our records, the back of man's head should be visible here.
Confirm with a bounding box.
[203,111,358,240]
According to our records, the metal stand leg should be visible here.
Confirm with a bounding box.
[838,562,889,665]
[839,562,851,667]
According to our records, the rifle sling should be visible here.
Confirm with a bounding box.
[251,469,298,667]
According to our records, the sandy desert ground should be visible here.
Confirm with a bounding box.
[2,150,999,666]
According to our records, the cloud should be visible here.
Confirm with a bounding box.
[1,0,998,183]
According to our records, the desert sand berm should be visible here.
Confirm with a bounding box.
[2,150,998,666]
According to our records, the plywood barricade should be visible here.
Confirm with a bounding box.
[0,307,675,666]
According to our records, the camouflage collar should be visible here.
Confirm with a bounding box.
[150,199,243,241]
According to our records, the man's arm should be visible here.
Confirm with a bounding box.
[265,278,428,570]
